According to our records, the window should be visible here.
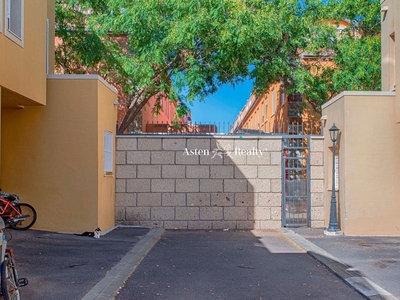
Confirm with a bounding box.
[261,102,264,123]
[46,18,49,74]
[280,89,285,106]
[104,131,113,174]
[5,0,24,46]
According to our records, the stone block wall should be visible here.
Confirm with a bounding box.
[115,136,324,230]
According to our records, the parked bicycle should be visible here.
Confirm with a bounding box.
[0,216,28,299]
[0,190,37,230]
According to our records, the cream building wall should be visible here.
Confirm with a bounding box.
[1,75,117,233]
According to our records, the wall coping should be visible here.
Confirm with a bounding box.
[321,91,395,110]
[47,74,118,95]
[117,134,291,139]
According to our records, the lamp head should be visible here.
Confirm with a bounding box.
[329,123,339,142]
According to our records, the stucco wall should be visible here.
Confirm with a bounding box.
[116,136,324,230]
[322,91,400,236]
[1,75,117,233]
[0,0,48,106]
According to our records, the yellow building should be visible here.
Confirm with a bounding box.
[0,0,117,233]
[321,0,400,235]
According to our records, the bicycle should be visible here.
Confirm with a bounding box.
[0,217,28,300]
[0,190,37,230]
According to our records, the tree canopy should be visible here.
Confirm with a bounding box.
[55,0,381,133]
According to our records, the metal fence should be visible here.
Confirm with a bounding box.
[120,121,323,136]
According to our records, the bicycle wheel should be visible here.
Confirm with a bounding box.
[1,257,20,300]
[9,203,37,230]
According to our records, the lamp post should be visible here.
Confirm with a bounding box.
[327,123,340,232]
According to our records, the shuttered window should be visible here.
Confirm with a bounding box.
[104,131,113,174]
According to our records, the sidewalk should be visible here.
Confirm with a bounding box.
[280,228,400,300]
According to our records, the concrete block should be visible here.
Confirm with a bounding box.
[137,193,162,206]
[234,139,258,150]
[210,166,234,179]
[162,193,186,206]
[163,138,186,150]
[117,138,137,151]
[162,165,186,178]
[212,221,237,230]
[200,155,223,165]
[247,153,270,166]
[187,193,210,206]
[311,180,324,193]
[186,166,210,178]
[259,139,282,152]
[258,166,281,179]
[176,207,199,220]
[211,193,234,207]
[311,207,325,221]
[224,179,248,193]
[235,193,256,207]
[271,207,282,220]
[200,179,223,192]
[151,207,175,220]
[224,207,247,221]
[126,207,150,221]
[270,179,282,193]
[138,138,162,150]
[311,193,324,207]
[187,138,211,150]
[310,139,324,152]
[310,152,323,166]
[259,220,281,229]
[115,207,125,221]
[127,179,151,192]
[224,153,247,165]
[237,221,255,230]
[234,166,258,179]
[116,179,126,192]
[116,151,126,165]
[127,151,150,164]
[270,152,282,165]
[151,179,175,192]
[116,193,136,206]
[250,207,271,221]
[311,221,325,228]
[176,152,199,165]
[247,179,271,193]
[258,193,282,207]
[137,165,161,179]
[139,221,163,228]
[212,139,234,151]
[200,207,223,220]
[188,221,212,230]
[151,151,175,165]
[116,165,137,179]
[176,179,199,193]
[164,221,188,229]
[311,166,324,180]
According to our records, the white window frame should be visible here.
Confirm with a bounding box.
[104,131,114,174]
[5,0,24,47]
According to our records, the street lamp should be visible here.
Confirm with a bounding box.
[327,123,340,232]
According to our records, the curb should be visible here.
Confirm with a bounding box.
[279,228,399,300]
[81,227,164,300]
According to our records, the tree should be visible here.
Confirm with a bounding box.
[55,0,381,131]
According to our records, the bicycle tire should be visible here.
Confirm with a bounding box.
[1,257,20,300]
[9,203,37,230]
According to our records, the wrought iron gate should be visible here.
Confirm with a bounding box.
[282,136,310,227]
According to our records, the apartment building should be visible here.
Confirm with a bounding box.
[0,0,118,233]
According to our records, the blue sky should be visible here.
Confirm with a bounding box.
[188,80,253,126]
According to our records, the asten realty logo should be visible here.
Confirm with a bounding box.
[183,144,264,159]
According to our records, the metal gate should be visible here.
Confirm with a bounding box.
[282,136,310,227]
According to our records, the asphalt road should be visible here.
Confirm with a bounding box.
[115,230,365,300]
